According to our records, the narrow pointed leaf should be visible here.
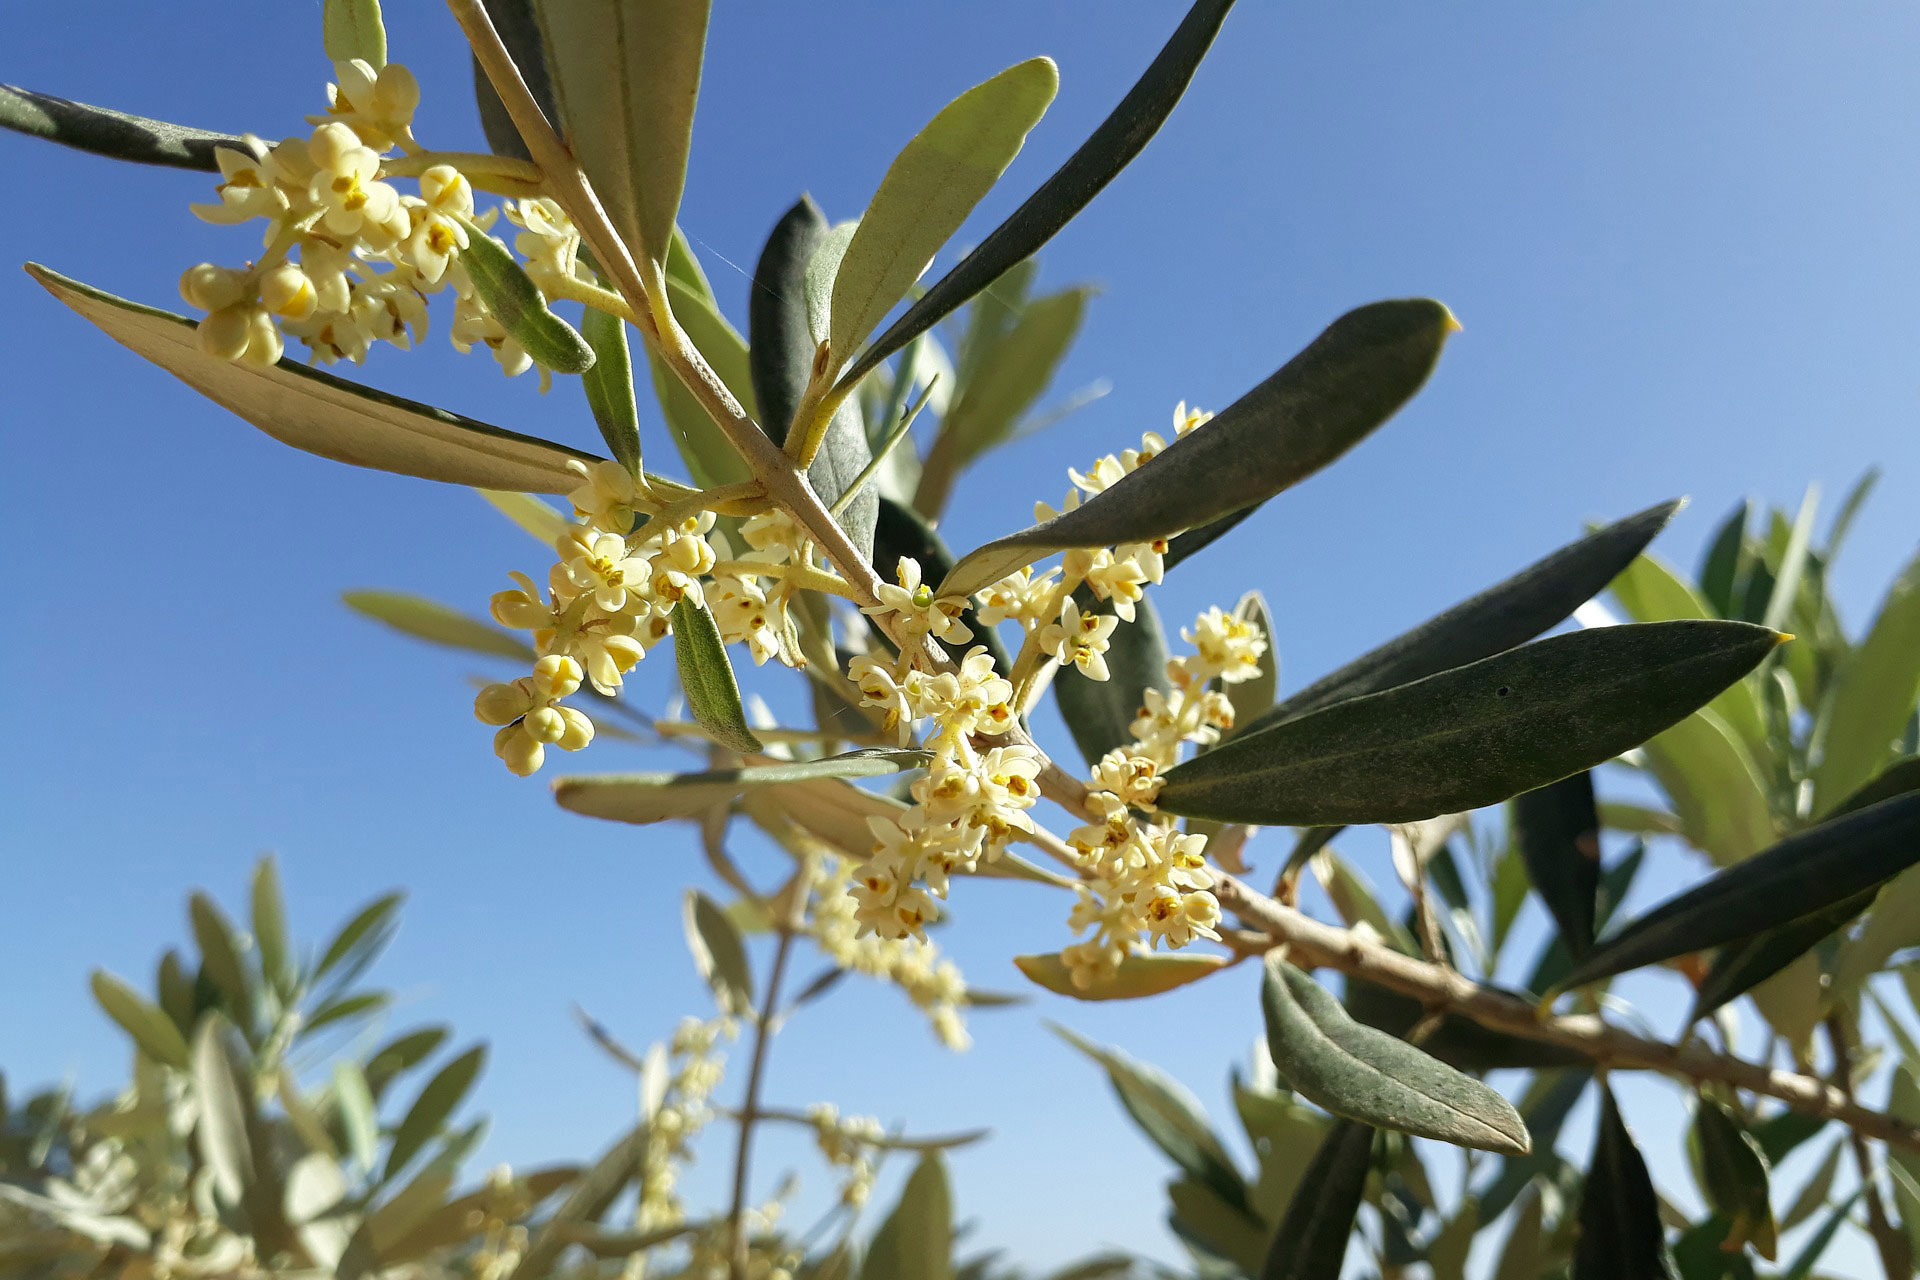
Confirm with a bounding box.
[507,1123,650,1280]
[1257,1119,1373,1280]
[1812,547,1920,814]
[1698,499,1751,617]
[384,1045,486,1183]
[1565,790,1920,988]
[189,892,254,1025]
[364,1026,450,1097]
[1261,957,1528,1154]
[1573,1085,1676,1280]
[1689,891,1868,1023]
[1014,950,1228,1000]
[193,1015,255,1205]
[1779,1138,1844,1232]
[323,0,387,66]
[454,217,594,372]
[1158,621,1780,827]
[343,591,534,661]
[1693,1094,1777,1259]
[552,752,929,825]
[1247,500,1683,732]
[1527,842,1644,995]
[1826,466,1880,560]
[470,0,554,162]
[29,265,598,492]
[683,890,753,1016]
[942,299,1454,598]
[1761,485,1819,634]
[251,856,293,996]
[830,58,1059,367]
[916,284,1091,514]
[1640,705,1776,867]
[670,597,762,754]
[1052,1024,1248,1211]
[90,971,190,1069]
[535,0,709,271]
[1781,1191,1861,1280]
[333,1062,378,1172]
[316,892,405,982]
[858,1152,952,1280]
[1513,771,1602,956]
[845,0,1236,383]
[0,84,243,170]
[1610,549,1768,750]
[1054,592,1170,767]
[749,196,828,447]
[580,306,641,473]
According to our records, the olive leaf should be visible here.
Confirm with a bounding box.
[1157,621,1780,828]
[829,58,1060,369]
[1054,592,1171,768]
[333,1063,379,1172]
[1563,791,1920,989]
[1573,1084,1676,1280]
[1342,978,1587,1071]
[90,971,190,1069]
[534,0,709,272]
[384,1045,487,1184]
[579,305,641,474]
[250,856,293,998]
[1013,950,1228,1000]
[1693,1094,1777,1260]
[1260,958,1528,1154]
[683,890,753,1017]
[0,83,244,170]
[857,1152,952,1280]
[749,195,828,448]
[842,0,1237,385]
[29,265,599,492]
[646,269,758,487]
[670,597,762,755]
[1052,1024,1250,1213]
[323,0,387,67]
[189,892,254,1028]
[551,752,929,825]
[1255,1119,1373,1280]
[316,892,405,984]
[941,299,1455,598]
[787,204,877,558]
[1639,704,1775,867]
[192,1015,256,1205]
[470,0,554,162]
[1811,546,1920,814]
[343,591,534,662]
[1512,770,1602,957]
[1243,500,1683,733]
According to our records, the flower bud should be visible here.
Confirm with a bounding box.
[531,654,583,700]
[523,706,567,744]
[258,263,317,320]
[474,679,534,726]
[555,706,595,752]
[179,263,248,312]
[493,724,545,776]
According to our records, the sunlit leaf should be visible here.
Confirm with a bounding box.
[1257,1119,1373,1280]
[192,1015,255,1206]
[29,264,599,492]
[683,890,753,1016]
[1013,950,1228,1000]
[0,84,243,170]
[384,1045,486,1184]
[670,596,762,754]
[89,971,190,1069]
[1812,547,1920,814]
[323,0,387,67]
[343,591,534,661]
[858,1152,952,1280]
[1158,622,1780,827]
[553,752,928,825]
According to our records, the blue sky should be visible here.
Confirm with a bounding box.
[4,1,1919,1273]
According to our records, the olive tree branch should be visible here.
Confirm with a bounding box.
[1212,872,1920,1155]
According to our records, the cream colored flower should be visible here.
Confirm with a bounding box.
[1039,597,1117,681]
[864,557,972,645]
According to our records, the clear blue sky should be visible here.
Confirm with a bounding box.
[5,2,1919,1273]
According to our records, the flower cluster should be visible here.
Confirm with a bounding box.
[474,462,824,774]
[809,851,974,1049]
[1057,602,1268,988]
[180,58,585,385]
[805,1103,887,1208]
[843,564,1039,942]
[636,1015,737,1235]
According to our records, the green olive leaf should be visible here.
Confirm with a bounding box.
[843,0,1236,385]
[830,58,1059,368]
[90,971,191,1069]
[1158,621,1781,828]
[343,591,534,662]
[1812,547,1920,814]
[323,0,387,67]
[1013,950,1228,1001]
[0,84,244,170]
[1254,1125,1373,1280]
[454,216,594,373]
[857,1152,952,1280]
[1260,957,1529,1155]
[941,299,1454,598]
[670,596,762,755]
[384,1045,487,1185]
[192,1015,256,1206]
[29,264,599,492]
[534,0,709,272]
[1693,1093,1777,1260]
[580,304,641,473]
[683,890,753,1017]
[551,752,929,825]
[1572,1084,1676,1280]
[1243,500,1683,733]
[1564,790,1920,990]
[1512,771,1602,957]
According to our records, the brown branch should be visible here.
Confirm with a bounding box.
[1827,1010,1912,1279]
[1213,873,1920,1156]
[727,926,797,1280]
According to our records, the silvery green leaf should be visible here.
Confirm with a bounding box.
[857,1153,953,1280]
[683,890,753,1016]
[323,0,387,67]
[30,265,598,492]
[454,216,594,373]
[942,299,1455,597]
[192,1015,255,1205]
[830,59,1058,367]
[670,597,762,754]
[0,84,243,170]
[552,752,930,825]
[383,1045,486,1184]
[343,591,534,661]
[90,971,190,1069]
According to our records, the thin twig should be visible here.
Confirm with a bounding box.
[1214,873,1920,1155]
[728,926,797,1280]
[1827,1010,1911,1279]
